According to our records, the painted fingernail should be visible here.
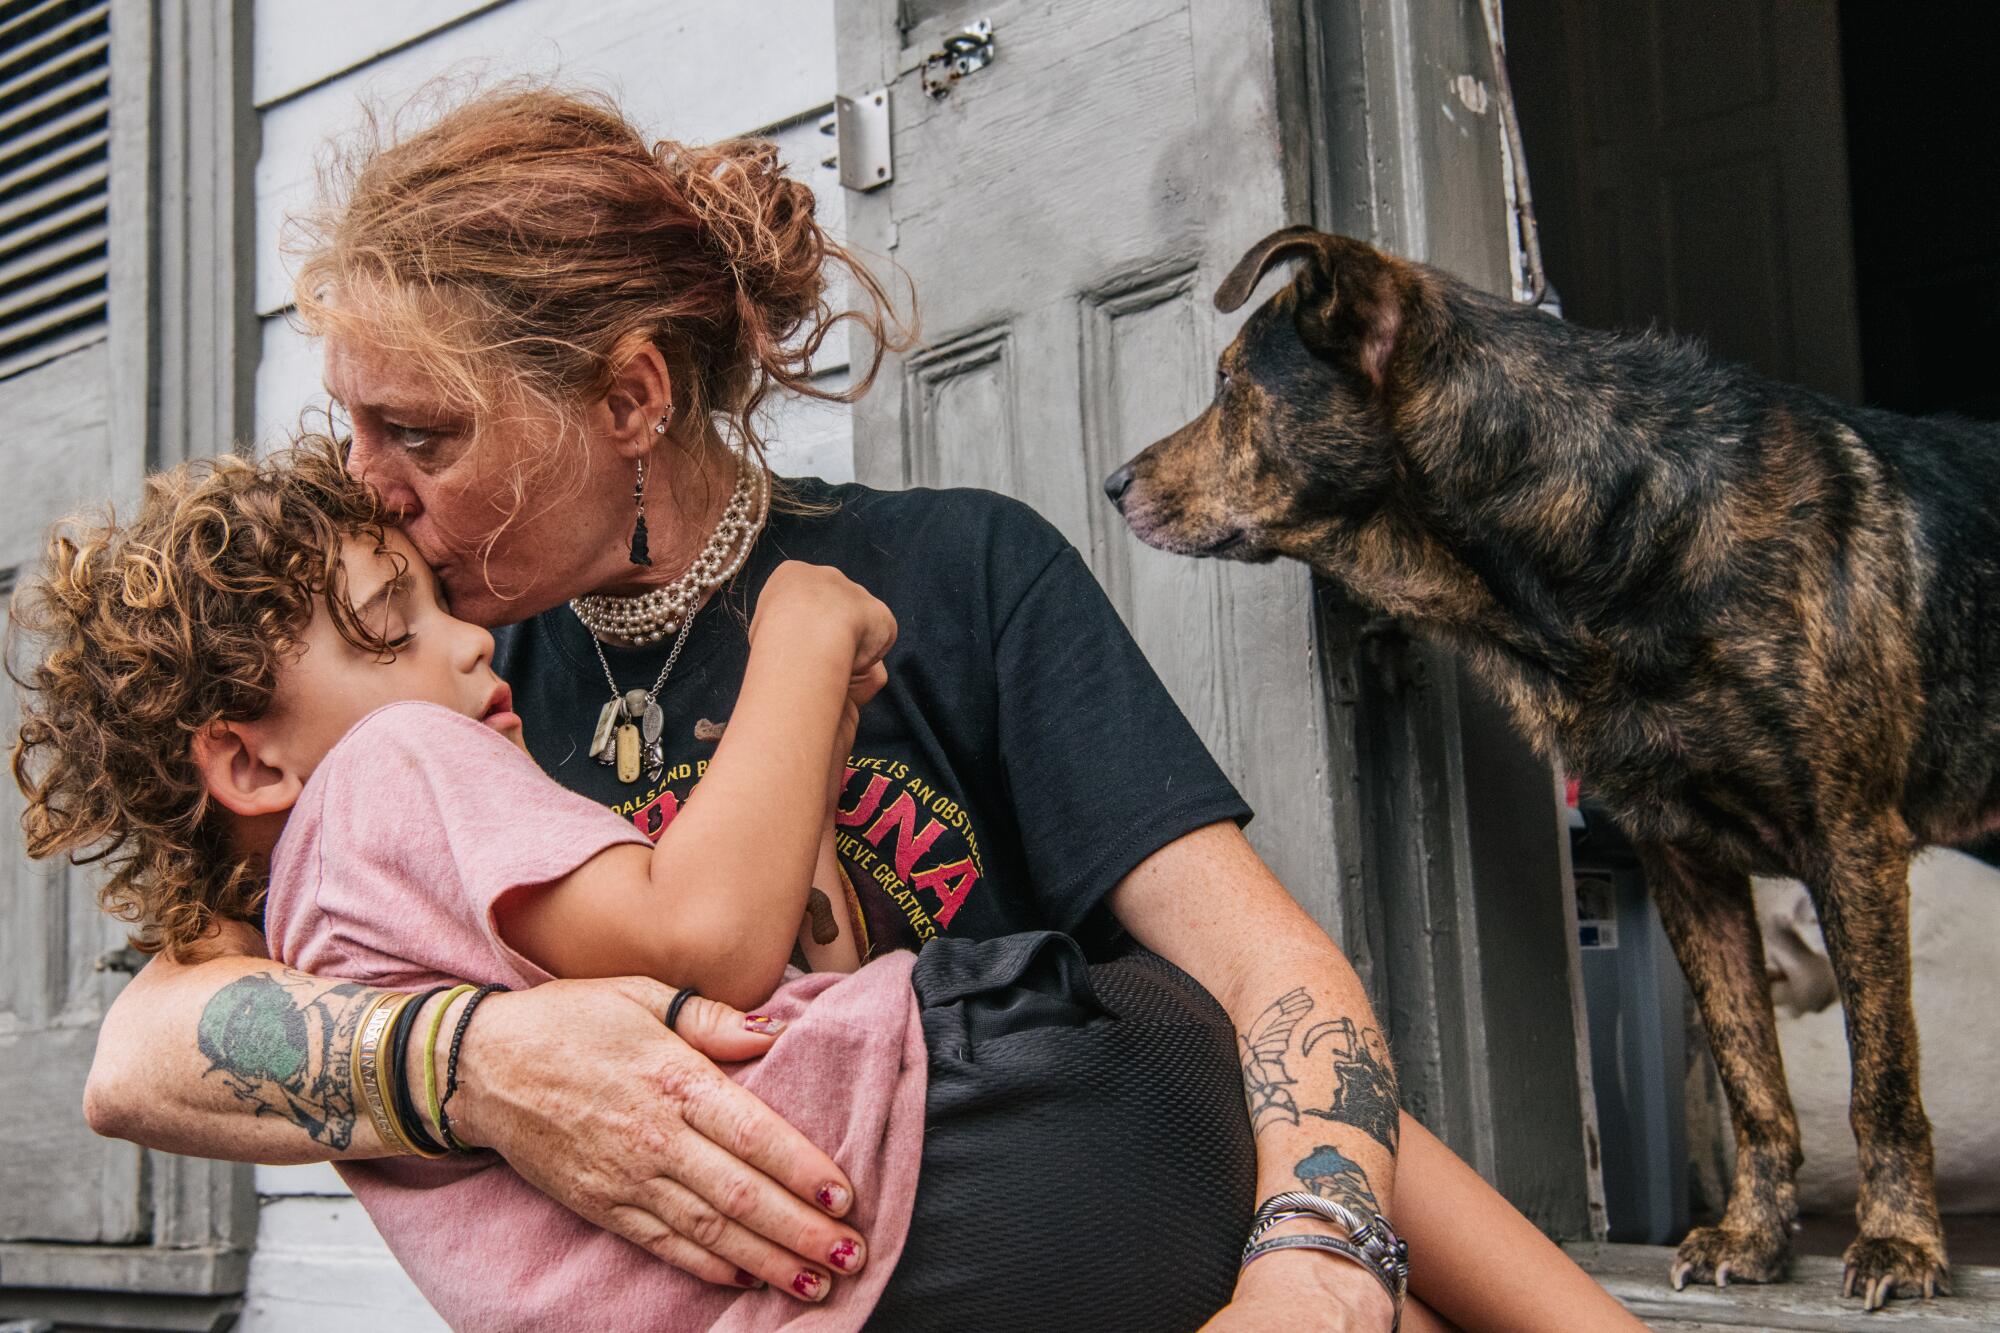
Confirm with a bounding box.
[743,1013,786,1035]
[792,1269,825,1300]
[816,1182,850,1213]
[735,1269,762,1289]
[829,1237,862,1272]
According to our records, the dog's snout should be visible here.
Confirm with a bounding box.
[1103,464,1135,506]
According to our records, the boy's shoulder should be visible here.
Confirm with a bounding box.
[294,703,538,833]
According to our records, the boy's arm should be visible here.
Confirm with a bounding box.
[497,577,885,1009]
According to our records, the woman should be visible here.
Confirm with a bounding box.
[80,85,1641,1331]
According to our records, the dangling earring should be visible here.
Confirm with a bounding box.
[630,416,667,567]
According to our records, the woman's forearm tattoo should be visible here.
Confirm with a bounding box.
[196,970,376,1149]
[1296,1143,1383,1218]
[1237,987,1401,1153]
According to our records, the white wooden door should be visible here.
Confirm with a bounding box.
[832,0,1348,920]
[0,363,145,1249]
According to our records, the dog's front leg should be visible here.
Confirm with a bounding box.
[1805,823,1950,1309]
[1640,843,1801,1290]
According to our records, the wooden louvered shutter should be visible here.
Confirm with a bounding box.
[0,0,108,381]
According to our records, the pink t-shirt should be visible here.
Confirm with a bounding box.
[264,701,926,1333]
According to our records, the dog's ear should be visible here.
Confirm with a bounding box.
[1215,226,1324,313]
[1293,235,1413,392]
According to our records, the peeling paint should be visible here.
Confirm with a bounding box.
[1450,73,1492,115]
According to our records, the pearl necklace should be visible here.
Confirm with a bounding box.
[569,455,768,646]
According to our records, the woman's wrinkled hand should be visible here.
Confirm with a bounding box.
[443,976,868,1302]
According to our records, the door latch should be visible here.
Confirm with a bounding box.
[921,19,995,100]
[825,87,893,192]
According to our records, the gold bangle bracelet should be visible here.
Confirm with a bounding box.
[354,991,416,1155]
[372,991,447,1159]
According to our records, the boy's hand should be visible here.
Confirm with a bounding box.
[753,562,898,684]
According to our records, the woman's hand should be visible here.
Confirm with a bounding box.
[1203,1252,1399,1331]
[444,975,869,1300]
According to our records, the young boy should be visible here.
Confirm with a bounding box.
[12,440,923,1331]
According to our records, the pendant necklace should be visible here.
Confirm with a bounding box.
[584,612,695,784]
[576,457,768,784]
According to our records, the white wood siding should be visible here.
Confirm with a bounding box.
[245,5,846,1324]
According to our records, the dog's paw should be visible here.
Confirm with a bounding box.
[1841,1235,1949,1310]
[1669,1225,1790,1290]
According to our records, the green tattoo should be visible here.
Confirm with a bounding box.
[197,971,373,1149]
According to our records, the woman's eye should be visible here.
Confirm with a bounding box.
[386,423,435,451]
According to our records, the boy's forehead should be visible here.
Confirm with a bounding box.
[340,528,427,587]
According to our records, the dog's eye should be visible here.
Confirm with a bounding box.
[1215,367,1231,396]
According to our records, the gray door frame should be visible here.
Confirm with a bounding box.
[1287,0,1602,1236]
[0,2,260,1326]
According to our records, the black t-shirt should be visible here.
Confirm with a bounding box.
[492,478,1251,958]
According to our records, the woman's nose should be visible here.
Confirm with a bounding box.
[348,439,420,520]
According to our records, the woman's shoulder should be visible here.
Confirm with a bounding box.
[773,475,1073,581]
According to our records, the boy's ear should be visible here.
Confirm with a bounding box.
[190,722,302,818]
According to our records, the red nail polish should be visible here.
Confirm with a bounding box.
[735,1269,761,1288]
[816,1183,850,1213]
[829,1238,861,1272]
[792,1270,824,1299]
[743,1013,786,1035]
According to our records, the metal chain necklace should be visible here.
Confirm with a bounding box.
[570,455,767,646]
[583,610,696,784]
[574,455,768,784]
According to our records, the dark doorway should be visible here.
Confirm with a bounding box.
[1839,2,2000,420]
[1505,0,2000,422]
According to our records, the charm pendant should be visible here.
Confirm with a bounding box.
[590,699,621,764]
[615,722,641,783]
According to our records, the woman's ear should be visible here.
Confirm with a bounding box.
[600,338,674,459]
[190,722,304,818]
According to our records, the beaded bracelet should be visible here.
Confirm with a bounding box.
[438,984,507,1152]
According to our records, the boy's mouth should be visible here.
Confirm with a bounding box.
[480,682,520,732]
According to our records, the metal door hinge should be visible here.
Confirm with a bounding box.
[825,87,893,192]
[921,19,995,100]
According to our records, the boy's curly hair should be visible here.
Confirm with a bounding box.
[10,436,403,959]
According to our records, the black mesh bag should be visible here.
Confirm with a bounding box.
[867,931,1257,1331]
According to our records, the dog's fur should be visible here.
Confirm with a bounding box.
[1108,227,2000,1308]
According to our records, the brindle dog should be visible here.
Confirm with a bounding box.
[1106,226,2000,1309]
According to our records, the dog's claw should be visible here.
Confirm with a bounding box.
[1842,1235,1949,1309]
[1670,1224,1789,1293]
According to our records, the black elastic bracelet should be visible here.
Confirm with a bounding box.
[664,986,701,1033]
[388,985,453,1156]
[439,984,506,1152]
